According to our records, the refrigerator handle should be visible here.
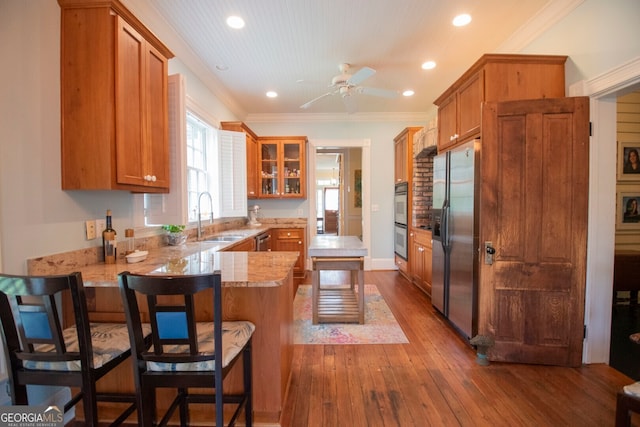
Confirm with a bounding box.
[441,200,450,250]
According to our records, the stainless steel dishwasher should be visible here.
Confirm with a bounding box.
[255,232,271,251]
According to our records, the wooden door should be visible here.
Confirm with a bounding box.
[479,97,589,367]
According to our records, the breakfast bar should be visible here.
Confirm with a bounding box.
[309,235,368,324]
[28,241,299,425]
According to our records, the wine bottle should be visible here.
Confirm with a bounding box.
[102,209,117,264]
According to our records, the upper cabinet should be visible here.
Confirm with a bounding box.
[394,127,422,183]
[59,0,174,193]
[221,122,260,199]
[258,137,307,199]
[434,54,566,151]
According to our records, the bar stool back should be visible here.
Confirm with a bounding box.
[0,272,141,426]
[118,271,254,427]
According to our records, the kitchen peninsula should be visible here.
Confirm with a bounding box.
[28,239,299,425]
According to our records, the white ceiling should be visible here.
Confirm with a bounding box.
[125,0,578,119]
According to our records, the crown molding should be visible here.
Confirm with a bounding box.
[244,111,433,124]
[496,0,585,52]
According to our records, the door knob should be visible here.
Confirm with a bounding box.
[484,242,495,265]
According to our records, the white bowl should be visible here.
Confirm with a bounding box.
[125,250,148,263]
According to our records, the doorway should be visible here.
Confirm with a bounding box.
[576,57,640,364]
[308,139,371,270]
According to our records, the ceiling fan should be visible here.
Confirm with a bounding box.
[300,63,398,113]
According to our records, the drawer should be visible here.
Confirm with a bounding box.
[274,228,304,240]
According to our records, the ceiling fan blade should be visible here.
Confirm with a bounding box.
[347,66,375,86]
[300,91,334,109]
[356,86,399,98]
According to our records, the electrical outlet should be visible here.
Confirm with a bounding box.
[95,219,106,234]
[85,220,96,240]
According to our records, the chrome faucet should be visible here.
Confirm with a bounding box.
[197,191,214,240]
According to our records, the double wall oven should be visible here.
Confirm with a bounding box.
[394,182,408,259]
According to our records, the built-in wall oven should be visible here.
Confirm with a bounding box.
[394,182,408,259]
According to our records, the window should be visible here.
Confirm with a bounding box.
[186,112,215,222]
[138,74,246,229]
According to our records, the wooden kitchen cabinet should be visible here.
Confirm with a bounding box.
[59,0,173,192]
[221,122,259,199]
[273,227,307,289]
[223,238,256,252]
[395,255,409,279]
[434,54,566,151]
[410,228,432,296]
[394,127,422,184]
[258,137,307,198]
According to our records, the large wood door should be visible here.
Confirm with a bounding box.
[479,97,589,367]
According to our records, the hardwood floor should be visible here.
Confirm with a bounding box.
[282,270,639,427]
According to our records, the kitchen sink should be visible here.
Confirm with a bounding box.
[204,235,245,242]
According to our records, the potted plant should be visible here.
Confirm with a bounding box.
[162,224,187,246]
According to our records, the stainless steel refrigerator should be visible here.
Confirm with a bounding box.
[431,139,479,340]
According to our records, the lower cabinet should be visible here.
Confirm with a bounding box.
[410,228,432,296]
[223,238,256,252]
[395,254,409,280]
[273,227,307,293]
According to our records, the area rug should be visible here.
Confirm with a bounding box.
[293,284,409,344]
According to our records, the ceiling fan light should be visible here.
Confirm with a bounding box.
[452,13,471,27]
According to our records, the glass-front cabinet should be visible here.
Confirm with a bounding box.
[258,136,307,198]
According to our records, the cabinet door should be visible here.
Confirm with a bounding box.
[457,71,483,142]
[437,93,458,150]
[422,245,432,296]
[282,141,304,197]
[410,241,424,284]
[115,17,169,189]
[258,139,306,198]
[115,17,146,186]
[145,43,170,188]
[246,133,258,198]
[274,229,305,275]
[259,141,279,197]
[394,136,407,183]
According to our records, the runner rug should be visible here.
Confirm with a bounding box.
[293,284,409,344]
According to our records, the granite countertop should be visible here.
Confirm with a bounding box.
[77,243,299,288]
[308,235,367,257]
[28,223,303,288]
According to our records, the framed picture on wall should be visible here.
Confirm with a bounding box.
[618,142,640,180]
[617,192,640,229]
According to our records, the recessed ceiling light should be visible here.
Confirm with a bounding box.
[452,14,472,27]
[226,15,245,29]
[266,91,278,98]
[421,61,436,70]
[216,64,229,71]
[403,90,415,97]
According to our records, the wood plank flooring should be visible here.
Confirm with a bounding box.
[282,270,639,427]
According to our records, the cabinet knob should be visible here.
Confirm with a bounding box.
[150,175,157,182]
[298,241,302,245]
[287,232,291,236]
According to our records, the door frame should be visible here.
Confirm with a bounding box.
[572,56,640,363]
[308,139,371,270]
